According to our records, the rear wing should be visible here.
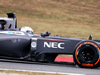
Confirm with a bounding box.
[0,13,17,29]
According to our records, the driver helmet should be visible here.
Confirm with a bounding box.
[20,26,34,36]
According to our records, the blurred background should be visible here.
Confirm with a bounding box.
[0,0,100,39]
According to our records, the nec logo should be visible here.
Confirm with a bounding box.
[44,42,65,49]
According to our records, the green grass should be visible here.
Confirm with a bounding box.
[0,0,100,39]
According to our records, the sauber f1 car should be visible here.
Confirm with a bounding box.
[0,13,100,68]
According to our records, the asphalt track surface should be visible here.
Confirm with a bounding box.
[0,59,100,75]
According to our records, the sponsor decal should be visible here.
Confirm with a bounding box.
[44,42,65,49]
[31,38,37,40]
[31,42,37,48]
[82,63,93,67]
[0,31,25,35]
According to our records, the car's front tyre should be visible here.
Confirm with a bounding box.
[73,41,100,68]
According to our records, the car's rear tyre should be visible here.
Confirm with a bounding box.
[73,41,100,68]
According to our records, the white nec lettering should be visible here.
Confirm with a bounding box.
[44,42,64,49]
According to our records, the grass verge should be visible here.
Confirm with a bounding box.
[0,69,68,75]
[0,0,100,39]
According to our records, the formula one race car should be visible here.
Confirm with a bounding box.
[0,13,100,68]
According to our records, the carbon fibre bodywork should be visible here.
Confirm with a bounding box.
[35,36,84,54]
[0,31,84,58]
[0,31,31,57]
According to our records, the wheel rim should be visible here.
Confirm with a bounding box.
[81,47,95,62]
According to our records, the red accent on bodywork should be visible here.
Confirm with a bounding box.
[55,56,73,62]
[38,39,63,41]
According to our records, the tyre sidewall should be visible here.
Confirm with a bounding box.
[73,41,100,68]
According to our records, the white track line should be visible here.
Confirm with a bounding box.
[0,68,85,75]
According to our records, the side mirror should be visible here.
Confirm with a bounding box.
[89,34,92,40]
[41,31,51,37]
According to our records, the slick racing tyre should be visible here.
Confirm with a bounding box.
[73,41,100,68]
